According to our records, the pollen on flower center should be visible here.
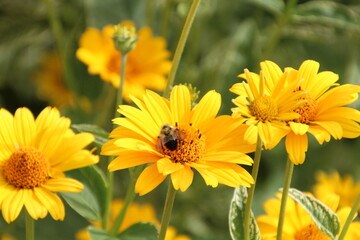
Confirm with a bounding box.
[294,224,330,240]
[156,124,206,164]
[249,96,278,122]
[3,147,50,189]
[293,93,318,124]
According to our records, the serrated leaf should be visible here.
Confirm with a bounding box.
[287,188,341,239]
[118,222,158,240]
[71,124,110,146]
[229,186,260,240]
[62,165,108,221]
[88,226,119,240]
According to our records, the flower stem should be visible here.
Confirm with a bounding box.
[244,135,262,240]
[276,157,294,240]
[163,0,202,98]
[103,53,128,230]
[25,210,35,240]
[158,182,177,240]
[338,194,360,240]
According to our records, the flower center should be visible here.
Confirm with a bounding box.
[249,96,279,122]
[294,224,331,240]
[156,124,206,164]
[293,92,318,124]
[3,147,50,189]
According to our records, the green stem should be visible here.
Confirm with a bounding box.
[244,135,262,240]
[43,0,73,89]
[276,158,294,240]
[25,210,35,240]
[158,182,177,240]
[338,194,360,240]
[103,53,128,229]
[262,0,298,58]
[109,168,138,236]
[163,0,202,98]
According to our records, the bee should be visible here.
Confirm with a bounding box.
[157,124,183,151]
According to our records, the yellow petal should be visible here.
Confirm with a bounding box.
[14,107,36,147]
[135,164,167,196]
[157,158,182,175]
[143,90,173,126]
[2,188,25,223]
[24,189,49,220]
[313,121,343,139]
[42,178,84,193]
[285,132,308,165]
[298,60,320,90]
[170,85,191,124]
[34,188,65,220]
[192,90,221,127]
[0,109,17,161]
[203,151,253,165]
[170,165,193,192]
[192,165,218,187]
[108,151,159,171]
[289,122,309,135]
[244,124,258,145]
[260,60,283,91]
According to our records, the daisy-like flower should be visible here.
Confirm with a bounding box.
[284,60,360,164]
[230,61,305,149]
[35,53,73,108]
[75,199,190,240]
[313,171,360,210]
[257,193,359,240]
[0,107,99,223]
[101,85,254,195]
[76,22,172,102]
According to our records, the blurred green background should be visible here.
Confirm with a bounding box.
[0,0,360,239]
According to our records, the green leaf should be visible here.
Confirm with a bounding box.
[62,165,108,221]
[243,0,285,16]
[88,226,119,240]
[229,186,260,240]
[71,123,110,146]
[118,222,158,240]
[287,188,341,239]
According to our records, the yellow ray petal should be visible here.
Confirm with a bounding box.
[0,109,17,160]
[24,189,48,220]
[2,188,26,223]
[244,124,258,145]
[113,138,157,153]
[312,121,343,140]
[311,71,339,99]
[135,164,167,196]
[285,132,308,165]
[257,121,273,148]
[202,151,253,165]
[191,165,218,187]
[34,188,65,220]
[170,85,191,124]
[289,122,309,135]
[53,150,99,172]
[298,60,319,90]
[108,151,160,171]
[307,125,331,144]
[143,90,173,126]
[157,158,183,175]
[42,178,84,193]
[260,60,283,91]
[171,165,193,192]
[192,90,221,127]
[13,107,36,147]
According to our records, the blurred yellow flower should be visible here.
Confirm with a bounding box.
[35,53,73,107]
[313,171,360,210]
[76,22,172,102]
[102,85,254,195]
[75,199,190,240]
[284,60,360,164]
[0,107,99,223]
[230,60,304,149]
[257,193,359,240]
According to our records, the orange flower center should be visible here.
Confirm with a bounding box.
[294,224,331,240]
[156,124,206,164]
[3,147,50,189]
[293,93,318,124]
[249,96,278,122]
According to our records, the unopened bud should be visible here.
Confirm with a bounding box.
[113,21,137,54]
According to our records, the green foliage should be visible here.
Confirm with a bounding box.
[229,186,260,240]
[62,165,108,221]
[287,188,341,239]
[71,123,110,146]
[118,222,158,240]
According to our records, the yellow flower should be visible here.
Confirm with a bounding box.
[284,60,360,164]
[102,85,254,195]
[35,53,73,107]
[257,193,359,240]
[230,61,304,149]
[313,171,360,211]
[76,22,172,102]
[0,107,99,223]
[75,199,190,240]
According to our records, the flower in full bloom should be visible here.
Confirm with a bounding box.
[257,193,359,240]
[284,60,360,164]
[75,199,190,240]
[313,171,360,210]
[230,61,305,149]
[76,22,172,102]
[102,85,254,195]
[35,53,73,107]
[0,107,99,222]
